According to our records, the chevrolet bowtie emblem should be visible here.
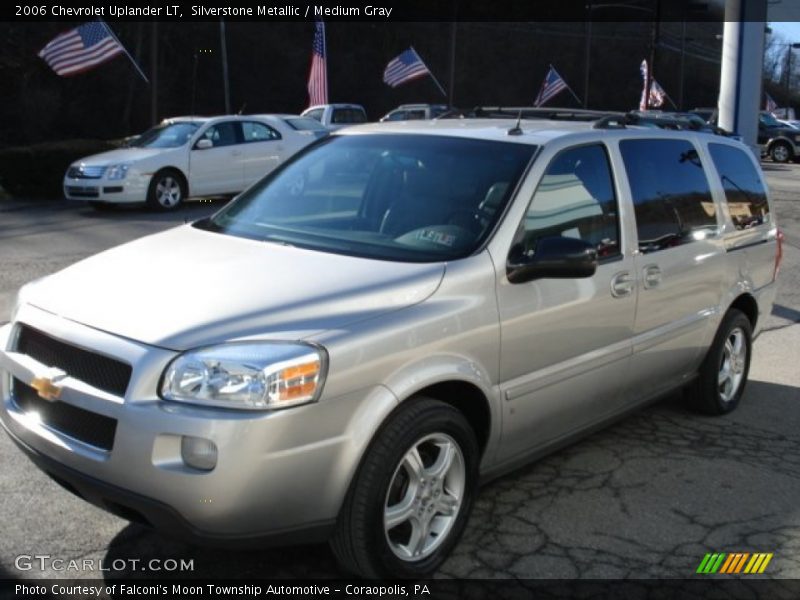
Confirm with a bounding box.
[30,369,67,402]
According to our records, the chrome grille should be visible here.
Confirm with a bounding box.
[67,165,106,179]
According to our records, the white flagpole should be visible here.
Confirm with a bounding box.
[100,20,149,83]
[411,46,447,98]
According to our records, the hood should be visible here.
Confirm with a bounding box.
[74,146,177,166]
[24,226,445,350]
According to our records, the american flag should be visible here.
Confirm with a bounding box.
[534,65,568,107]
[383,48,430,88]
[307,19,328,106]
[649,79,666,108]
[38,21,123,77]
[765,92,778,113]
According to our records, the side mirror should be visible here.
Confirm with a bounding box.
[507,236,598,284]
[195,138,213,150]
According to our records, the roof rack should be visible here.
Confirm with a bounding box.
[594,115,627,129]
[468,106,623,122]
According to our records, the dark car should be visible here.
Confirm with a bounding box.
[757,111,800,163]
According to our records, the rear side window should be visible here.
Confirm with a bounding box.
[520,144,620,259]
[707,143,770,230]
[620,139,717,253]
[332,108,367,124]
[242,121,281,142]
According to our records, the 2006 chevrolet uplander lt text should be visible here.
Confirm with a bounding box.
[0,118,782,578]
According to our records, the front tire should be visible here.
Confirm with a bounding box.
[147,169,185,210]
[687,309,752,415]
[769,141,792,163]
[330,397,479,578]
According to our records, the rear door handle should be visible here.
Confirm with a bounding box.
[610,271,634,298]
[643,265,662,289]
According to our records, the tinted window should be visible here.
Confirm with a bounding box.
[332,108,367,124]
[242,121,281,142]
[520,144,620,259]
[197,122,239,148]
[708,143,770,230]
[200,134,536,262]
[620,139,717,253]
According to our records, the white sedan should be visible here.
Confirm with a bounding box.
[63,114,328,210]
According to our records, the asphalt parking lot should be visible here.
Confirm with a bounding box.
[0,163,799,581]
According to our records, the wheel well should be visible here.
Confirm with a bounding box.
[729,294,758,329]
[154,167,188,194]
[414,381,491,455]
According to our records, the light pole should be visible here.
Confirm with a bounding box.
[784,42,800,95]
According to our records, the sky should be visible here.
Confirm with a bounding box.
[768,0,800,43]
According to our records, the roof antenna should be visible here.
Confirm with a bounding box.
[237,103,246,115]
[507,110,523,136]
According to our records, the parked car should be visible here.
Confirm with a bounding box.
[63,114,327,210]
[1,116,781,578]
[379,103,450,121]
[300,103,368,131]
[758,111,800,162]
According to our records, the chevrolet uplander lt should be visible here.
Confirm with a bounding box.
[0,115,782,578]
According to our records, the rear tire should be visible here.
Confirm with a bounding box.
[687,309,752,415]
[330,397,479,578]
[146,169,185,211]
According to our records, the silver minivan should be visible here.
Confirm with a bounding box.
[0,118,782,578]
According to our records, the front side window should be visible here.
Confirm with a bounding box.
[518,144,620,259]
[304,108,324,122]
[197,122,239,148]
[385,111,406,121]
[197,134,536,262]
[708,143,770,230]
[242,121,281,142]
[620,139,717,253]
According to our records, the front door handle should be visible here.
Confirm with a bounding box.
[643,264,662,289]
[610,271,634,298]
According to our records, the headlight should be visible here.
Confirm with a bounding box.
[106,163,131,180]
[160,342,328,410]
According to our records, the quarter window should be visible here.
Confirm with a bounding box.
[519,144,620,259]
[707,143,770,230]
[620,139,717,253]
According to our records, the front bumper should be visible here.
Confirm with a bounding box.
[0,305,397,544]
[63,173,149,204]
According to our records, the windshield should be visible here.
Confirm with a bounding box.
[760,112,782,128]
[284,117,327,131]
[132,122,202,148]
[197,134,536,262]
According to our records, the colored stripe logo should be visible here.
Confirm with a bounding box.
[696,553,773,574]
